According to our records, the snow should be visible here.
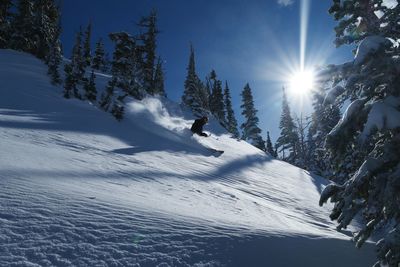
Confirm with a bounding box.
[0,49,376,266]
[354,36,389,65]
[361,96,400,139]
[328,98,368,138]
[323,85,344,105]
[383,0,398,9]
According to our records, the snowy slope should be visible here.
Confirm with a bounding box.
[0,50,375,266]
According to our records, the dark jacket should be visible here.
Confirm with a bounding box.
[191,118,207,136]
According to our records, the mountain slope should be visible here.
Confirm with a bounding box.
[0,50,375,266]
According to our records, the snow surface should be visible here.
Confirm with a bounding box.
[0,50,376,266]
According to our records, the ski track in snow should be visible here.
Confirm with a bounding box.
[0,50,376,266]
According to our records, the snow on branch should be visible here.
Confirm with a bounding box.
[319,183,342,207]
[361,96,400,140]
[354,36,391,65]
[328,97,368,140]
[323,85,345,105]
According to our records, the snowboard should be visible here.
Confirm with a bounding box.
[208,148,224,156]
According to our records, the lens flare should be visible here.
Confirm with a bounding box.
[289,69,315,95]
[300,0,310,71]
[287,0,314,96]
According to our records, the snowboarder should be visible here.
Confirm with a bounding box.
[191,116,209,137]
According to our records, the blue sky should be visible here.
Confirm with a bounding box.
[60,0,355,142]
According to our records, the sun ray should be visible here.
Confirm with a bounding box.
[300,0,310,71]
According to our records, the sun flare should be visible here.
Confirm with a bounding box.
[288,70,315,95]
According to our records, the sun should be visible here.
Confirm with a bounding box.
[288,69,315,95]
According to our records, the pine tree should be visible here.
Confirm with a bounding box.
[101,31,145,120]
[111,98,124,121]
[199,75,210,111]
[209,70,226,125]
[32,0,60,60]
[83,22,92,67]
[92,38,106,71]
[265,131,275,157]
[47,38,62,85]
[63,27,87,99]
[84,70,97,102]
[153,57,165,96]
[10,0,61,59]
[294,114,311,168]
[102,52,111,73]
[308,85,341,176]
[71,28,85,82]
[205,75,212,98]
[319,2,400,266]
[137,10,158,95]
[63,63,75,99]
[46,14,62,85]
[240,83,265,150]
[223,81,239,137]
[11,0,35,53]
[10,0,62,80]
[275,88,298,163]
[99,78,116,111]
[182,44,207,115]
[0,0,13,48]
[109,31,143,99]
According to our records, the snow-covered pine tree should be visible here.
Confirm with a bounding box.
[32,0,60,60]
[0,0,13,49]
[111,96,125,121]
[84,70,97,102]
[137,10,158,95]
[240,83,265,150]
[46,12,62,85]
[63,63,75,99]
[198,75,210,112]
[308,87,328,173]
[83,22,92,68]
[10,0,35,54]
[275,87,299,163]
[205,75,212,98]
[153,57,165,96]
[92,38,106,71]
[319,1,400,266]
[224,81,239,138]
[294,114,311,169]
[47,36,62,85]
[266,131,276,157]
[8,0,62,81]
[99,78,116,112]
[182,44,207,115]
[109,31,144,99]
[307,84,341,176]
[102,52,111,73]
[209,70,226,125]
[74,28,87,83]
[64,28,85,99]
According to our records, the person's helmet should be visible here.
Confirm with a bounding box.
[202,116,208,123]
